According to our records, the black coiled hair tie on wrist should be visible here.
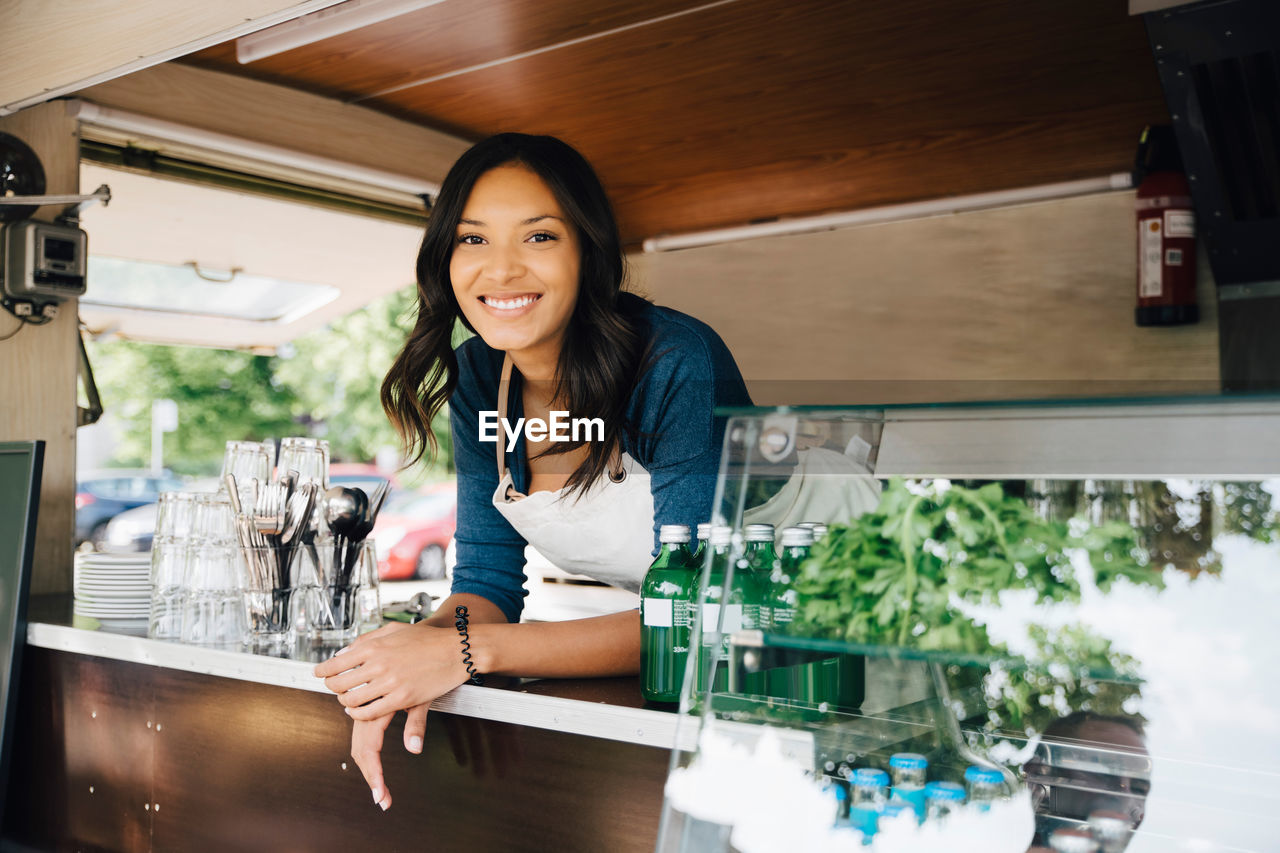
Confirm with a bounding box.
[454,605,484,685]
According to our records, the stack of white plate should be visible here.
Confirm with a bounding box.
[74,552,151,629]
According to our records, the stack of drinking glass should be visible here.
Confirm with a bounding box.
[147,488,244,646]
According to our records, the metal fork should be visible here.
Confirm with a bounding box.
[254,483,285,535]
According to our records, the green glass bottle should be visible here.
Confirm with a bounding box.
[765,525,810,696]
[775,522,863,710]
[742,523,777,630]
[692,522,711,565]
[739,524,776,694]
[694,526,742,694]
[771,525,811,633]
[640,524,696,704]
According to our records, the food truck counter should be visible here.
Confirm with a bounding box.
[4,596,676,853]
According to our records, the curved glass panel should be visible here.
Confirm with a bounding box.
[660,401,1280,853]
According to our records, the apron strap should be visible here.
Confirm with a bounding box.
[497,353,514,483]
[495,353,626,495]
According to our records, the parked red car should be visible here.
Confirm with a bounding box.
[371,484,457,580]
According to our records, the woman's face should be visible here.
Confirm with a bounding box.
[450,164,581,366]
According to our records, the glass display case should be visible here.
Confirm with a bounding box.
[657,397,1280,853]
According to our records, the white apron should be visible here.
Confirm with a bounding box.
[489,355,656,592]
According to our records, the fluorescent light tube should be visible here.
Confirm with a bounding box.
[66,100,438,198]
[642,173,1134,253]
[236,0,447,64]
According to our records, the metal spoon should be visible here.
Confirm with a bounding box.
[346,480,390,546]
[324,487,361,538]
[324,487,363,586]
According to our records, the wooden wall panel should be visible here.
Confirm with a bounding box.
[0,102,80,594]
[630,190,1220,404]
[2,650,155,852]
[4,650,669,853]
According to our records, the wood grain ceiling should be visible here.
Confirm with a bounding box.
[180,0,1171,246]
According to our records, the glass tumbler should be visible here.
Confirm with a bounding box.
[191,492,237,545]
[154,491,197,542]
[240,545,298,649]
[181,543,245,646]
[148,539,190,640]
[301,537,375,642]
[353,541,382,635]
[277,437,330,488]
[221,440,273,485]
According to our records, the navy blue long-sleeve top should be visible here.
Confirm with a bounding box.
[448,294,752,623]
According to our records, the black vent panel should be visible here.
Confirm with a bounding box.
[1191,49,1280,223]
[1146,0,1280,286]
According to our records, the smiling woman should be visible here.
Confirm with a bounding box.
[317,134,750,810]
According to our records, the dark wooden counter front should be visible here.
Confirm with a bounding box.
[2,628,676,853]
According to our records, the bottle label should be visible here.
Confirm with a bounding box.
[701,603,743,640]
[642,597,674,628]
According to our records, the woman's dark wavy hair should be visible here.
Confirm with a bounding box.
[381,133,646,496]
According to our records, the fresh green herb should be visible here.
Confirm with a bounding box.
[794,479,1158,649]
[790,478,1160,732]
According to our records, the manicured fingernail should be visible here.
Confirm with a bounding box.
[372,787,383,804]
[408,736,422,753]
[334,646,349,655]
[379,799,389,812]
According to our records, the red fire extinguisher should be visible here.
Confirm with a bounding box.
[1134,125,1198,326]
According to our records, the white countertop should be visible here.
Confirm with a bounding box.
[26,621,690,752]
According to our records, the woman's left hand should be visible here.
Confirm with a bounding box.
[313,620,469,721]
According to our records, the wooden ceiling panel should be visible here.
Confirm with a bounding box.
[183,0,710,103]
[179,0,1170,243]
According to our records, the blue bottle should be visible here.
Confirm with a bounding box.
[964,765,1004,812]
[849,768,889,841]
[923,781,966,821]
[888,752,929,821]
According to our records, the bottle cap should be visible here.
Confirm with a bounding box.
[964,766,1003,786]
[779,526,815,547]
[851,768,889,788]
[798,521,829,540]
[889,753,928,771]
[696,522,711,540]
[744,523,775,542]
[924,781,965,802]
[710,526,733,546]
[658,524,691,544]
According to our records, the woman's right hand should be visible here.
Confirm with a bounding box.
[353,703,431,811]
[314,620,470,721]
